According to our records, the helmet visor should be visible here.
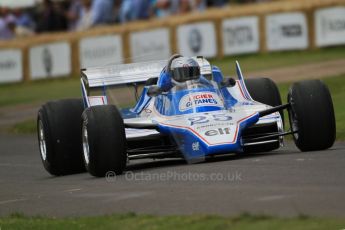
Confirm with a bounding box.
[172,66,200,82]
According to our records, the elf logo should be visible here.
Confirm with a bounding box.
[205,127,230,136]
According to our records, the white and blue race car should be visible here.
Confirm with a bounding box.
[37,55,336,177]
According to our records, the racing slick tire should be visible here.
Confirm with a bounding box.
[37,99,85,176]
[288,80,336,151]
[244,78,283,153]
[82,105,127,177]
[244,78,283,119]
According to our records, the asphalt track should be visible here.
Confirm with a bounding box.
[0,133,345,218]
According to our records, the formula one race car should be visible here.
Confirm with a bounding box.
[37,54,336,177]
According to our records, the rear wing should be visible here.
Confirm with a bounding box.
[81,60,167,88]
[81,56,212,88]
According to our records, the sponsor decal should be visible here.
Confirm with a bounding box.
[222,16,259,55]
[205,127,231,136]
[42,47,53,77]
[195,122,234,131]
[281,24,302,37]
[177,22,217,57]
[0,60,16,70]
[30,42,71,79]
[224,26,253,46]
[266,12,308,51]
[192,142,200,151]
[322,18,345,32]
[83,47,116,59]
[179,92,222,112]
[188,28,202,53]
[0,49,22,83]
[315,7,345,47]
[239,101,255,106]
[79,35,123,68]
[130,28,171,62]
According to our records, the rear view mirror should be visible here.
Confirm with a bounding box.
[147,85,163,97]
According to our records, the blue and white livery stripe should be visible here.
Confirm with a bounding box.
[235,61,253,101]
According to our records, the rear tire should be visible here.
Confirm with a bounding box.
[37,99,85,176]
[288,80,336,151]
[82,105,127,177]
[244,78,283,153]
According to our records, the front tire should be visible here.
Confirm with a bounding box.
[245,78,283,119]
[37,99,85,176]
[288,80,336,151]
[82,105,127,177]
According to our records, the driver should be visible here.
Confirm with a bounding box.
[157,56,210,92]
[170,57,200,84]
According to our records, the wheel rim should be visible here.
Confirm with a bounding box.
[38,120,47,161]
[82,124,90,165]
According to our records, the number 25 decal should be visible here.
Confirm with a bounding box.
[188,114,232,125]
[188,116,208,126]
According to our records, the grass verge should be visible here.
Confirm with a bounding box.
[1,213,345,230]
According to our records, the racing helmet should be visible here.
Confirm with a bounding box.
[170,57,200,83]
